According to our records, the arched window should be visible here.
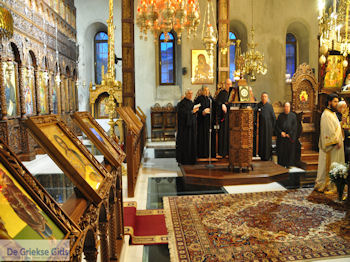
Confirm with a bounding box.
[286,33,297,80]
[229,32,237,81]
[159,32,175,85]
[94,32,108,84]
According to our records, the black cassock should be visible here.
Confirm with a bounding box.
[256,102,276,161]
[275,112,297,167]
[215,90,229,157]
[176,98,197,165]
[195,95,216,158]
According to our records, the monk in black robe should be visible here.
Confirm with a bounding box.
[256,92,276,161]
[195,86,215,158]
[176,89,198,165]
[275,102,297,167]
[215,79,232,157]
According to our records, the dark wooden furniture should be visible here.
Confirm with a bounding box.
[117,107,145,197]
[151,103,177,141]
[228,107,254,171]
[180,159,289,186]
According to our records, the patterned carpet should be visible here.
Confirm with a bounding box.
[163,189,350,262]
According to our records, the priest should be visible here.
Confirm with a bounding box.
[215,78,232,157]
[195,86,215,158]
[315,93,345,193]
[176,89,199,165]
[275,102,297,167]
[256,92,276,161]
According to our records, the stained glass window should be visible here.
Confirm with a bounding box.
[286,33,297,79]
[159,32,175,85]
[229,32,237,81]
[95,32,108,85]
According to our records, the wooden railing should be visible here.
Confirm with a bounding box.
[117,107,146,197]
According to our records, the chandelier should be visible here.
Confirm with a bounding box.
[318,0,350,67]
[201,0,217,57]
[0,6,13,40]
[136,0,200,44]
[241,0,267,81]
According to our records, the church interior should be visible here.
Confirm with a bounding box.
[1,0,350,261]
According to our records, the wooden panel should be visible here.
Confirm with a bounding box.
[229,108,254,169]
[122,0,135,109]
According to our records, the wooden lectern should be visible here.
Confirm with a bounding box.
[229,107,254,171]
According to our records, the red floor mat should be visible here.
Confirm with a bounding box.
[123,202,168,245]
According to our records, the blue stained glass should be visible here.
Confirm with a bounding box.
[286,33,296,77]
[95,32,108,41]
[160,32,175,84]
[229,32,237,80]
[95,32,108,84]
[229,45,236,80]
[160,32,174,40]
[229,32,236,40]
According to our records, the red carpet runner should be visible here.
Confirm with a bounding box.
[123,202,168,245]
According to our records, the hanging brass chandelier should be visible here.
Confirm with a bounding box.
[242,0,267,81]
[318,0,350,67]
[201,0,217,57]
[136,0,200,44]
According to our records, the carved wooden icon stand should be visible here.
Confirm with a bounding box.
[26,115,123,262]
[0,138,84,261]
[116,107,146,197]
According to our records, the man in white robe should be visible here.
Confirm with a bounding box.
[315,94,345,193]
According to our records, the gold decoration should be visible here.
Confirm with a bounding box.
[241,0,267,81]
[92,0,123,141]
[136,0,200,44]
[0,7,13,40]
[201,0,217,57]
[318,0,350,64]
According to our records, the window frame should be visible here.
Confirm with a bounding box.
[94,31,108,85]
[159,32,176,86]
[286,33,297,79]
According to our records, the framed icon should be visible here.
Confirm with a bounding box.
[2,61,19,118]
[71,112,126,167]
[239,86,250,102]
[0,137,81,245]
[191,49,214,85]
[26,115,113,204]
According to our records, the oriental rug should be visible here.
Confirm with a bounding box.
[163,189,350,262]
[123,202,168,245]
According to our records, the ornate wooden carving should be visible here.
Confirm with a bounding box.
[229,108,254,170]
[0,139,82,257]
[122,0,135,109]
[291,63,317,122]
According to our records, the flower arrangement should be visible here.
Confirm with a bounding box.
[329,162,348,182]
[329,162,348,201]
